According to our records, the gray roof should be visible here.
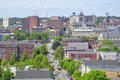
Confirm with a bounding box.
[62,37,81,41]
[103,32,120,39]
[112,78,120,80]
[12,78,53,80]
[83,60,120,72]
[0,41,34,47]
[15,69,51,79]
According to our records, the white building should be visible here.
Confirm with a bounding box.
[3,17,9,28]
[98,51,118,60]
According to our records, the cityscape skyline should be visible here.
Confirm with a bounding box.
[0,0,120,17]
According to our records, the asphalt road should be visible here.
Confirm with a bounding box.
[47,40,69,80]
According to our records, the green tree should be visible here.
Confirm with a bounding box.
[1,69,14,80]
[52,41,61,50]
[32,54,44,69]
[53,36,62,42]
[101,39,113,45]
[41,56,50,68]
[9,53,17,65]
[2,35,9,41]
[1,58,7,67]
[15,62,26,71]
[81,36,88,42]
[31,52,37,59]
[81,70,111,80]
[20,53,28,62]
[72,70,81,80]
[40,32,49,43]
[0,67,3,78]
[39,44,48,55]
[54,46,63,60]
[34,48,40,54]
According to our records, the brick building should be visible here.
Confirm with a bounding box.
[0,41,34,60]
[22,16,40,32]
[42,17,63,28]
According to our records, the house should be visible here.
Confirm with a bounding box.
[63,42,98,60]
[65,50,97,60]
[98,51,119,60]
[81,60,120,78]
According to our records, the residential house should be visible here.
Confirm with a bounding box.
[81,60,120,78]
[63,42,97,60]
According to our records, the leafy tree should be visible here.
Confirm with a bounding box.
[60,58,80,75]
[41,56,50,68]
[54,46,63,60]
[52,41,61,50]
[1,69,14,80]
[72,70,81,80]
[1,58,7,67]
[2,35,9,41]
[9,53,17,65]
[81,36,88,42]
[17,34,26,40]
[101,39,113,45]
[0,67,3,78]
[20,53,28,62]
[49,65,54,77]
[34,48,40,54]
[53,36,62,42]
[32,54,44,69]
[81,70,111,80]
[15,62,26,71]
[31,52,37,59]
[40,32,49,43]
[39,44,48,55]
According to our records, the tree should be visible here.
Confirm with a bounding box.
[52,41,61,50]
[31,52,37,59]
[41,56,50,68]
[81,70,111,80]
[2,35,9,41]
[0,67,3,78]
[39,44,48,55]
[34,48,40,54]
[40,32,49,43]
[20,53,28,62]
[81,36,88,42]
[1,58,7,67]
[101,39,113,45]
[1,69,14,80]
[72,70,81,80]
[9,53,17,65]
[54,46,63,60]
[15,62,26,71]
[53,36,62,42]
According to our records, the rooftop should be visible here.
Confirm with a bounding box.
[83,60,120,72]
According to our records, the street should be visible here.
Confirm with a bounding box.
[47,40,69,80]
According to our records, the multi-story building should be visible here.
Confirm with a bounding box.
[3,17,9,28]
[63,42,98,60]
[42,16,63,28]
[22,16,40,32]
[0,41,34,60]
[28,16,40,28]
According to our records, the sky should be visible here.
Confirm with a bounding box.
[0,0,120,17]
